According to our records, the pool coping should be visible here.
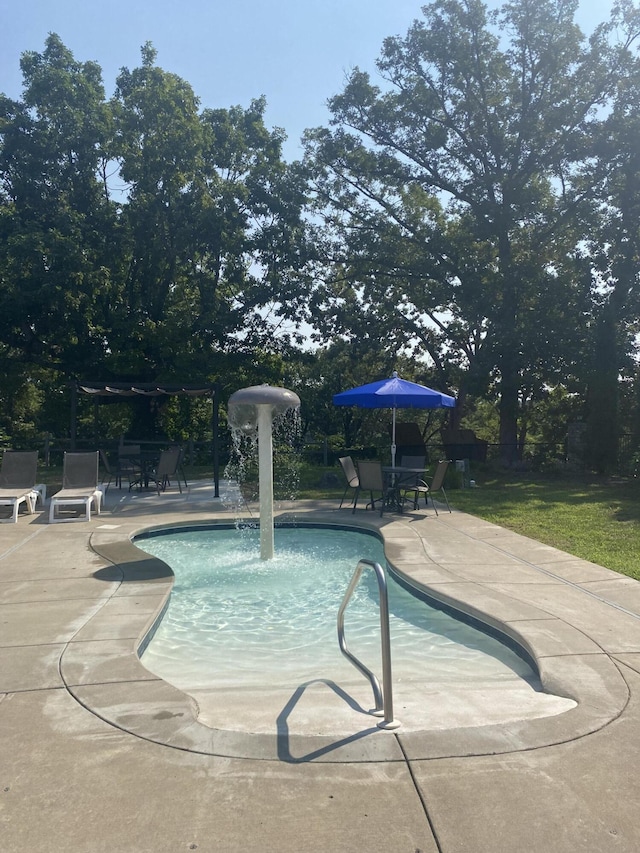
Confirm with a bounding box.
[64,504,633,764]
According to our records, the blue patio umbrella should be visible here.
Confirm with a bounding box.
[333,372,456,467]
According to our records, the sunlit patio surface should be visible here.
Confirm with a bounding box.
[2,480,640,851]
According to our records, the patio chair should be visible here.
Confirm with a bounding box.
[399,454,426,470]
[174,446,188,491]
[338,456,359,508]
[118,444,143,490]
[49,451,102,523]
[148,447,185,495]
[401,459,452,515]
[352,460,386,515]
[99,448,143,491]
[99,449,124,491]
[0,450,40,523]
[397,455,427,489]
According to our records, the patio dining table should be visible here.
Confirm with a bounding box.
[127,449,161,490]
[382,465,430,513]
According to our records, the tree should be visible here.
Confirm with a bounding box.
[0,36,311,442]
[110,46,310,381]
[107,42,206,377]
[578,56,640,470]
[0,33,117,376]
[304,0,640,462]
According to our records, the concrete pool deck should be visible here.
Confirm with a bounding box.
[2,480,640,851]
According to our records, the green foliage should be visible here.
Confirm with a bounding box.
[159,395,213,442]
[459,398,499,445]
[576,57,640,470]
[0,370,44,447]
[0,36,310,442]
[0,34,117,378]
[2,9,640,458]
[303,0,640,462]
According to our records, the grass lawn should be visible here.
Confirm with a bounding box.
[445,472,640,581]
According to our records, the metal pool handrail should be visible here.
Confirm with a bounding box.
[337,559,400,730]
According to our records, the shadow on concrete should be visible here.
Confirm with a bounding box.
[275,679,389,763]
[91,540,174,583]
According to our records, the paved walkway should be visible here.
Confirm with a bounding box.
[2,481,640,851]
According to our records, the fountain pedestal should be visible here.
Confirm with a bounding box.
[227,385,301,560]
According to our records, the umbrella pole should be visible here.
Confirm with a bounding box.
[391,408,396,468]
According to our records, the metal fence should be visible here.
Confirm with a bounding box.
[1,436,216,469]
[3,433,638,475]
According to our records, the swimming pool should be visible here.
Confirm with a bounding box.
[134,524,575,733]
[138,524,534,685]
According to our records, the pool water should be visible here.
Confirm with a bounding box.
[138,526,536,692]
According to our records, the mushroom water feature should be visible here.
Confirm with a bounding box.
[227,385,301,560]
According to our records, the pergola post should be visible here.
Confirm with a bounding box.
[70,383,78,451]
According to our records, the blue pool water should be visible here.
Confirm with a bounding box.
[137,525,536,692]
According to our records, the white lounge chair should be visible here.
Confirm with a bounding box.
[49,451,102,523]
[0,451,39,523]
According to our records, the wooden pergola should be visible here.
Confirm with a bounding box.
[70,381,221,497]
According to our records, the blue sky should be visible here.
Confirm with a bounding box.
[1,0,612,161]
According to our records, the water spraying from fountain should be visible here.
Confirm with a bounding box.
[227,385,301,560]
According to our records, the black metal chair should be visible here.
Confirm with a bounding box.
[401,460,452,514]
[116,445,143,490]
[399,454,426,470]
[99,449,136,491]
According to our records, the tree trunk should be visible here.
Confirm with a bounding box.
[498,364,519,466]
[497,227,519,466]
[586,306,619,473]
